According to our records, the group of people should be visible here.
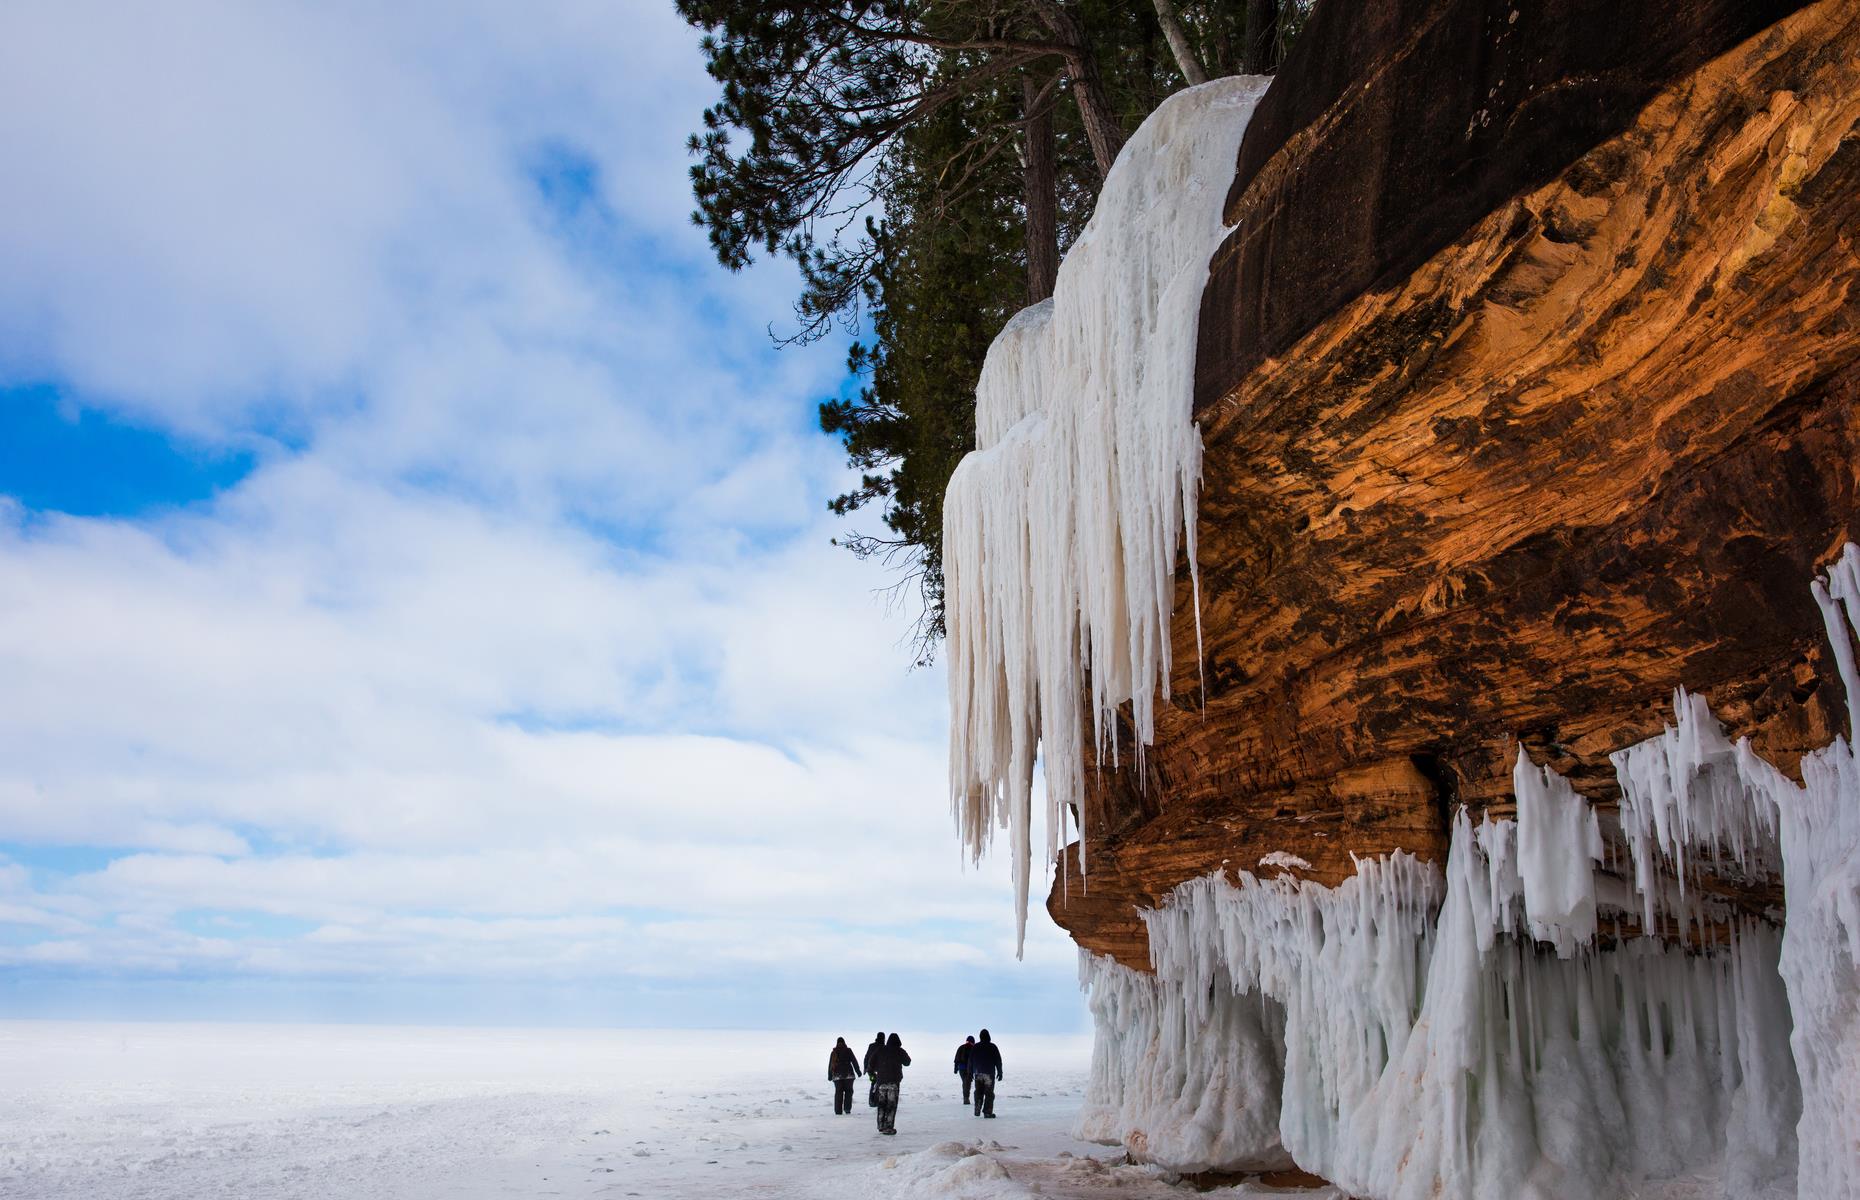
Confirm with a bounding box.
[826,1032,912,1134]
[825,1029,1004,1135]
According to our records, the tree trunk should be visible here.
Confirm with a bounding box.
[1028,0,1127,178]
[1022,74,1059,303]
[1242,0,1279,74]
[1066,51,1128,177]
[1150,0,1209,85]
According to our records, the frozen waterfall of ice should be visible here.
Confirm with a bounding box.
[1074,545,1860,1199]
[943,76,1272,947]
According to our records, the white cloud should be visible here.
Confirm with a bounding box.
[0,0,1080,1013]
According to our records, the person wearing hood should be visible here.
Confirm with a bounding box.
[827,1037,862,1115]
[866,1032,912,1135]
[953,1035,976,1104]
[863,1031,885,1108]
[969,1029,1003,1118]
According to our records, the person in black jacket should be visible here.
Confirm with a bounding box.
[867,1032,912,1134]
[827,1036,862,1115]
[953,1035,976,1103]
[863,1031,885,1108]
[969,1029,1003,1118]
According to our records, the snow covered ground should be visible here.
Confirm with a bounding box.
[0,1020,1335,1199]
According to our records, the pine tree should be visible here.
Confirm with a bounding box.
[679,1,1309,655]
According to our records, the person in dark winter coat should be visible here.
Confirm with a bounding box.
[863,1032,885,1108]
[828,1036,862,1115]
[866,1032,912,1134]
[969,1029,1003,1118]
[953,1035,976,1103]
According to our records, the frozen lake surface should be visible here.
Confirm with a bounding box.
[0,1021,1331,1199]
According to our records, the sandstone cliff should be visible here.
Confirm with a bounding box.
[1050,0,1860,971]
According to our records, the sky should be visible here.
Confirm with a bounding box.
[0,0,1084,1032]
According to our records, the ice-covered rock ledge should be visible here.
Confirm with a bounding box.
[1073,551,1860,1199]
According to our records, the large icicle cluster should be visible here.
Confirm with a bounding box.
[1090,828,1799,1198]
[1612,688,1782,939]
[1076,545,1860,1199]
[943,76,1271,944]
[1076,952,1291,1173]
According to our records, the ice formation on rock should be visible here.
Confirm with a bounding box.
[1612,688,1782,939]
[1812,542,1860,729]
[943,76,1272,945]
[1076,952,1291,1173]
[1087,830,1801,1198]
[1073,547,1860,1199]
[1770,550,1860,1199]
[1513,747,1602,957]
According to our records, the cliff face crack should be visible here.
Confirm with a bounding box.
[1408,751,1458,840]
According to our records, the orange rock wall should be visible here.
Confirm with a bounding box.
[1051,2,1860,969]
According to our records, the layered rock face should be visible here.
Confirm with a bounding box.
[1052,0,1860,971]
[930,2,1860,1195]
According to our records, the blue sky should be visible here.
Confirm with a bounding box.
[0,0,1082,1031]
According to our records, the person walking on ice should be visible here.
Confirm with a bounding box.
[969,1029,1002,1118]
[867,1032,911,1135]
[953,1035,975,1104]
[863,1031,885,1108]
[827,1037,862,1115]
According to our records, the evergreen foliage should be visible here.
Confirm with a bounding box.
[679,1,1308,657]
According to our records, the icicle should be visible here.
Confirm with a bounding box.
[1612,688,1781,937]
[943,77,1274,949]
[1810,541,1860,737]
[1512,748,1601,957]
[1768,545,1860,1199]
